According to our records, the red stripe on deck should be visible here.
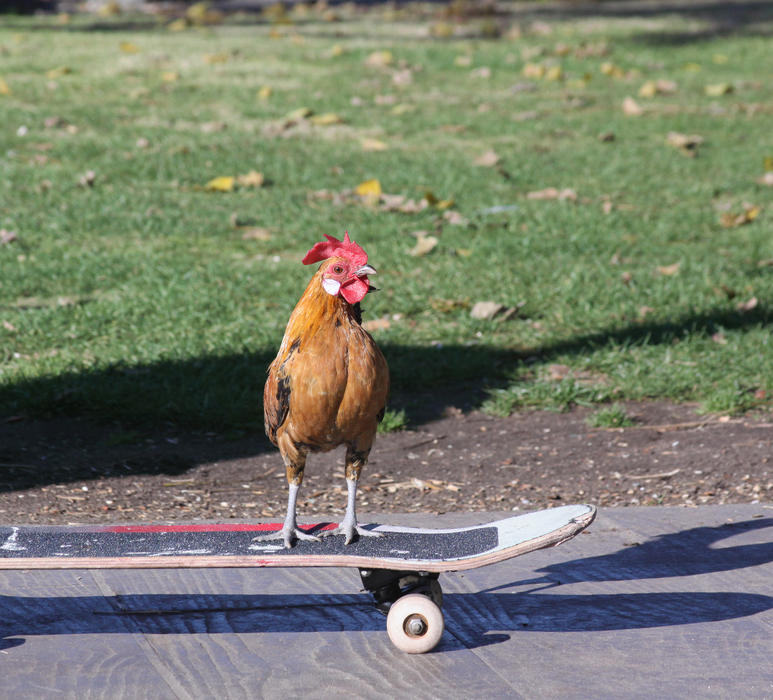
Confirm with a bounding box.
[101,523,338,534]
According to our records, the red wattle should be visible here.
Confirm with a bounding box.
[340,276,369,304]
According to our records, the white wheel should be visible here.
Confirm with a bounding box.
[386,593,444,654]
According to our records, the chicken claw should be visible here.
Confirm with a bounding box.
[253,527,320,549]
[320,521,383,545]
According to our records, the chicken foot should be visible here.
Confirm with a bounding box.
[321,475,382,545]
[253,481,320,549]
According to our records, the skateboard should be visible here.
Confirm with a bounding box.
[0,503,595,653]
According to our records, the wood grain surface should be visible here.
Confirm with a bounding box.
[1,506,771,699]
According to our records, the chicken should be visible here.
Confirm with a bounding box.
[260,232,389,548]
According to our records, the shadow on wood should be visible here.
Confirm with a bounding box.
[1,517,771,651]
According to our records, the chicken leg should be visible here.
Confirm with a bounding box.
[254,454,320,549]
[321,446,382,544]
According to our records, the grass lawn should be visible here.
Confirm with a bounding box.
[1,2,772,432]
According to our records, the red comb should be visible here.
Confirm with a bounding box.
[302,231,368,267]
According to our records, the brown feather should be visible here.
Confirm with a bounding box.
[263,260,389,461]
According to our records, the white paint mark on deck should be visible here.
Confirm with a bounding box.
[1,527,26,552]
[249,544,284,552]
[125,549,213,557]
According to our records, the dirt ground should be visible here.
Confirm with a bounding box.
[1,401,771,524]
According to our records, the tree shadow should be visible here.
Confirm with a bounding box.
[1,517,770,651]
[0,303,769,490]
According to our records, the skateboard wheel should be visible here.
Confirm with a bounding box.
[386,593,444,654]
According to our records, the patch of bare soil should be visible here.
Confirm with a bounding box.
[0,401,771,524]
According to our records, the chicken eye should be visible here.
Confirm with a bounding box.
[332,265,344,274]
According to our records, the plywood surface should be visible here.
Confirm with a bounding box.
[1,505,771,699]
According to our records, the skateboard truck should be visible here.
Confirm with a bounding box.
[359,568,445,652]
[359,568,441,614]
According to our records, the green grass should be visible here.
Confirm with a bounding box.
[1,5,772,430]
[586,404,636,429]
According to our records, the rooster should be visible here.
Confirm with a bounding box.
[260,232,389,548]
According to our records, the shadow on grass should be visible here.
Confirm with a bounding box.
[0,303,769,489]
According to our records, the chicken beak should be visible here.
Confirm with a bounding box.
[355,264,377,277]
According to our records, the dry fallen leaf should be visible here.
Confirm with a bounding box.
[0,229,18,245]
[257,85,272,100]
[424,191,454,209]
[284,107,313,124]
[205,175,235,192]
[365,50,393,68]
[474,149,500,167]
[638,305,654,319]
[705,83,733,97]
[2,320,16,332]
[601,62,625,78]
[470,301,523,321]
[0,77,11,96]
[186,1,223,25]
[622,96,643,116]
[236,170,265,188]
[429,21,455,38]
[309,112,344,126]
[720,204,760,228]
[409,234,438,257]
[430,298,469,313]
[199,121,226,134]
[204,52,229,64]
[470,66,491,80]
[667,131,704,156]
[443,210,469,226]
[240,227,272,241]
[392,69,413,86]
[639,79,678,97]
[360,138,388,152]
[657,262,681,276]
[391,103,414,115]
[355,179,382,198]
[737,297,758,312]
[167,18,188,32]
[522,63,545,79]
[78,170,96,187]
[46,66,71,79]
[527,187,577,201]
[711,332,728,345]
[756,173,773,186]
[380,193,426,213]
[119,41,140,54]
[638,81,658,98]
[471,301,505,320]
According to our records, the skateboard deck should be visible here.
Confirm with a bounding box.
[0,504,594,572]
[0,504,595,653]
